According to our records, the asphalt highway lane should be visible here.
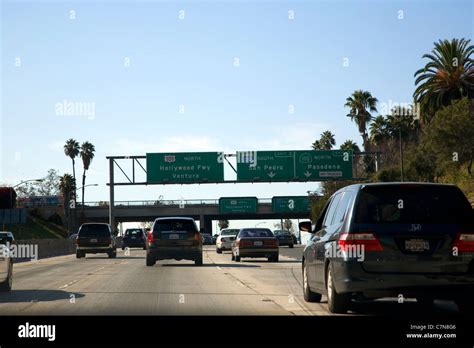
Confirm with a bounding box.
[0,246,460,316]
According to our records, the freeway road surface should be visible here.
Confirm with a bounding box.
[0,246,461,316]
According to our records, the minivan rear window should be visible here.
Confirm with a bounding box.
[79,224,110,237]
[354,185,472,224]
[154,219,197,233]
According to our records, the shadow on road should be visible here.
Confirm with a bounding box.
[348,299,461,318]
[83,256,143,260]
[160,263,261,268]
[0,289,85,303]
[240,259,300,264]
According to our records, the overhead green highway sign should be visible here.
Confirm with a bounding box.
[272,196,310,213]
[146,152,224,184]
[219,197,258,213]
[236,150,352,182]
[294,150,353,180]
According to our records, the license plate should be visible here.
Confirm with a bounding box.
[90,238,98,243]
[405,239,429,252]
[254,241,263,246]
[169,234,179,240]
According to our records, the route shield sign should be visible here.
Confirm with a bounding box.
[272,196,310,213]
[236,150,352,182]
[219,197,258,213]
[146,152,224,184]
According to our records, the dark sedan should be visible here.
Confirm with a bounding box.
[201,233,213,245]
[231,228,279,262]
[273,230,294,248]
[300,182,474,314]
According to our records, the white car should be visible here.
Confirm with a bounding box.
[0,231,14,292]
[216,229,240,254]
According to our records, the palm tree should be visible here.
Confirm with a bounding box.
[320,131,336,150]
[414,38,474,122]
[312,131,335,150]
[59,174,76,229]
[340,140,360,153]
[369,115,389,146]
[64,139,80,182]
[344,90,378,152]
[218,220,229,230]
[80,142,95,212]
[312,140,322,150]
[386,108,420,141]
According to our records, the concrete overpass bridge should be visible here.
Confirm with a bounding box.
[80,198,310,235]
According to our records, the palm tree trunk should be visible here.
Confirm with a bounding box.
[82,170,86,214]
[72,158,76,182]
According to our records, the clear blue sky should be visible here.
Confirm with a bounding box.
[1,0,472,219]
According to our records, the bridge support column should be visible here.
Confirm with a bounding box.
[109,158,115,233]
[205,216,213,236]
[199,215,213,235]
[199,215,205,232]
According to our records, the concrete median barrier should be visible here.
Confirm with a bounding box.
[12,239,76,262]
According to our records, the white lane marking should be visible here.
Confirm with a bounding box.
[59,280,78,289]
[216,266,223,271]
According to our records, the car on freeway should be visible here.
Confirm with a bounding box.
[201,233,213,245]
[122,228,146,250]
[68,233,78,240]
[300,182,474,314]
[0,232,15,244]
[146,217,203,266]
[292,234,298,245]
[231,228,279,262]
[216,228,240,254]
[76,223,117,259]
[0,232,14,291]
[273,230,294,248]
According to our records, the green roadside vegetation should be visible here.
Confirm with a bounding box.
[310,38,474,221]
[6,216,68,240]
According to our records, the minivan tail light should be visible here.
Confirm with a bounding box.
[194,232,201,241]
[338,232,383,251]
[453,233,474,252]
[147,231,154,243]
